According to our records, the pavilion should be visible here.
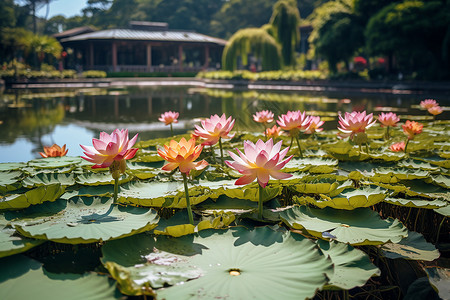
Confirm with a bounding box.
[58,21,227,73]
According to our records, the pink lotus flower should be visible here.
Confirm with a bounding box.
[420,99,438,109]
[402,120,423,140]
[276,110,310,132]
[266,125,283,139]
[80,129,138,169]
[159,111,179,125]
[337,111,376,139]
[378,112,400,127]
[428,106,443,116]
[304,116,324,134]
[226,139,293,188]
[390,142,406,152]
[253,110,274,123]
[194,114,235,146]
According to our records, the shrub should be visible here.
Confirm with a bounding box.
[81,70,107,78]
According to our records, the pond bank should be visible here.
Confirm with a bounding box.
[4,77,450,96]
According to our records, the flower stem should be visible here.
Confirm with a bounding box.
[404,139,410,153]
[386,126,390,140]
[289,136,294,149]
[210,145,216,163]
[365,143,369,154]
[113,177,119,204]
[258,184,264,219]
[263,123,267,141]
[170,123,174,136]
[295,136,303,158]
[182,173,194,225]
[218,137,224,166]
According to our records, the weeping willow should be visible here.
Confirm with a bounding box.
[269,0,301,67]
[222,28,282,71]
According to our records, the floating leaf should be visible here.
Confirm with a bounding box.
[428,175,450,189]
[317,240,380,290]
[284,157,338,174]
[0,184,65,210]
[0,162,26,171]
[434,205,450,217]
[0,225,44,258]
[9,197,159,244]
[27,156,83,169]
[75,172,131,186]
[425,267,450,300]
[103,227,333,299]
[381,231,440,261]
[22,173,75,188]
[0,255,119,300]
[61,185,113,200]
[0,171,22,193]
[375,167,430,181]
[398,159,439,171]
[384,197,448,209]
[300,186,387,210]
[280,206,407,245]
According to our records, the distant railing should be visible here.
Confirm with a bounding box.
[87,65,213,73]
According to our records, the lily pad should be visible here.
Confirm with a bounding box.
[75,172,131,186]
[317,240,380,290]
[27,156,83,169]
[22,173,76,188]
[0,225,44,258]
[424,267,450,300]
[384,197,448,209]
[381,231,440,261]
[0,162,26,171]
[61,185,113,200]
[0,184,65,210]
[0,171,22,193]
[103,227,333,299]
[280,206,408,245]
[8,197,159,244]
[0,255,119,300]
[434,205,450,217]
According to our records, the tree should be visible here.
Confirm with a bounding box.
[16,0,55,33]
[365,0,450,79]
[269,0,301,66]
[222,28,282,71]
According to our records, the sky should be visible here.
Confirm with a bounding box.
[36,0,89,18]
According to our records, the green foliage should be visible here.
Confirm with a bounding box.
[270,0,301,66]
[197,69,325,81]
[81,70,107,78]
[222,28,282,71]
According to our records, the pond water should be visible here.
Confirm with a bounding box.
[0,84,448,163]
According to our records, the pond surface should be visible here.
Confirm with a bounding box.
[0,84,448,163]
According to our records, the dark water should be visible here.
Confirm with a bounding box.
[0,84,448,163]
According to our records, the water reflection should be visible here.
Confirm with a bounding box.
[0,86,447,163]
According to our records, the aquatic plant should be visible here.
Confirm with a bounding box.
[39,144,68,158]
[159,111,179,136]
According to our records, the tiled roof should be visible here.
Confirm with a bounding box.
[61,29,227,45]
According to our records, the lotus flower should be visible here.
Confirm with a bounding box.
[428,106,443,116]
[80,129,138,169]
[276,110,310,132]
[39,144,68,158]
[390,142,405,152]
[159,111,179,125]
[337,111,376,139]
[253,110,274,123]
[158,137,208,225]
[420,99,438,109]
[402,120,423,140]
[266,125,283,139]
[304,116,324,134]
[80,129,138,203]
[157,137,208,175]
[226,139,292,219]
[194,114,235,164]
[378,112,400,127]
[226,139,293,188]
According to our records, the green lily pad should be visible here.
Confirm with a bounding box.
[375,168,430,181]
[381,231,440,261]
[0,162,26,171]
[75,172,131,186]
[0,255,120,300]
[284,157,338,174]
[103,227,333,299]
[288,179,353,196]
[434,205,450,217]
[280,206,408,245]
[154,211,235,237]
[0,184,65,210]
[424,267,450,300]
[299,186,387,210]
[398,159,440,171]
[0,171,22,193]
[0,225,44,258]
[8,197,159,244]
[61,185,114,200]
[27,156,83,169]
[384,197,448,209]
[429,175,450,189]
[22,173,76,188]
[317,240,380,290]
[369,152,406,162]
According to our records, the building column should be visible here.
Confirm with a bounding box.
[112,42,118,72]
[204,45,210,69]
[89,42,94,68]
[146,44,152,72]
[178,45,183,71]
